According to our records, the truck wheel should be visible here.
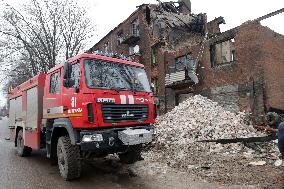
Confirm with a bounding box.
[16,130,32,157]
[57,136,81,180]
[118,146,143,164]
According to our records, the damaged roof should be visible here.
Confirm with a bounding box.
[87,0,206,53]
[150,1,206,33]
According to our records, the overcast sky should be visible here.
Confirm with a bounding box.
[0,0,284,106]
[90,0,284,44]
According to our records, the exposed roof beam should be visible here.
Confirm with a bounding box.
[255,8,284,22]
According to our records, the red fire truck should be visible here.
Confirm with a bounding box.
[8,53,156,180]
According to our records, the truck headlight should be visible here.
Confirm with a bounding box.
[82,134,103,142]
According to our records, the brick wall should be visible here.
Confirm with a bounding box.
[197,22,283,122]
[161,21,283,123]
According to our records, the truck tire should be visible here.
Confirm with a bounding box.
[118,146,143,164]
[16,130,32,157]
[57,136,81,180]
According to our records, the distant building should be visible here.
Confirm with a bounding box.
[88,1,284,123]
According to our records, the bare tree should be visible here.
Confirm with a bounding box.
[0,0,94,88]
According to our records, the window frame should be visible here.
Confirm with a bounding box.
[151,47,158,66]
[117,31,124,45]
[170,54,197,73]
[104,41,111,52]
[49,71,61,94]
[151,77,158,95]
[131,18,139,37]
[129,45,140,56]
[210,38,237,68]
[69,62,81,88]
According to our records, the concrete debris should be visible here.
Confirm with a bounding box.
[249,161,266,166]
[274,159,283,167]
[146,95,280,183]
[154,11,195,28]
[155,95,264,141]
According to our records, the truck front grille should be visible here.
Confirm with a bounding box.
[102,104,148,123]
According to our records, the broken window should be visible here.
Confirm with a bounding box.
[129,45,140,56]
[117,31,124,45]
[151,78,158,95]
[104,41,111,52]
[50,71,60,94]
[131,18,139,37]
[171,54,197,73]
[151,47,158,66]
[210,38,236,67]
[145,6,151,25]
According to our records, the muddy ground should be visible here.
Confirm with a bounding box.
[145,144,284,189]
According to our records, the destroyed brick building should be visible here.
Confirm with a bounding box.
[88,0,284,123]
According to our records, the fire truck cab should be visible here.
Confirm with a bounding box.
[8,53,156,180]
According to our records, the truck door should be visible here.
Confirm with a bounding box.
[44,70,63,118]
[25,87,40,149]
[62,62,82,118]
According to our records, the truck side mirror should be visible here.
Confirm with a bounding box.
[63,62,72,88]
[63,78,76,88]
[63,79,70,88]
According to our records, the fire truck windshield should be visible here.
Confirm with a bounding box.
[84,59,151,92]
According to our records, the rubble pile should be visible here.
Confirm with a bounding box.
[146,95,279,170]
[155,95,263,141]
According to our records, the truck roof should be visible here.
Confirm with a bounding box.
[9,53,145,97]
[47,53,144,74]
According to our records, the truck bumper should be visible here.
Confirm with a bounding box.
[78,125,154,153]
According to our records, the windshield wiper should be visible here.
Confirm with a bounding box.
[113,86,128,92]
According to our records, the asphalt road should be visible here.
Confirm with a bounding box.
[0,117,156,189]
[0,117,249,189]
